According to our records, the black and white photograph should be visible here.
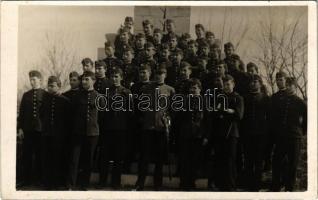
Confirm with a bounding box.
[1,1,317,199]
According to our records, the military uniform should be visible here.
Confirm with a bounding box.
[241,92,270,191]
[135,82,175,190]
[114,42,134,60]
[18,88,48,185]
[40,93,71,189]
[270,90,307,191]
[103,57,124,78]
[68,89,102,189]
[166,62,181,88]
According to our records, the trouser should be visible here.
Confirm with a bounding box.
[178,137,203,190]
[67,135,99,188]
[213,136,237,191]
[243,134,267,191]
[21,131,42,185]
[99,131,126,187]
[136,130,166,188]
[41,135,64,189]
[272,137,301,191]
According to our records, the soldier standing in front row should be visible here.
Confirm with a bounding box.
[134,65,175,191]
[18,70,48,187]
[271,72,307,191]
[67,71,103,190]
[40,76,71,190]
[63,72,81,99]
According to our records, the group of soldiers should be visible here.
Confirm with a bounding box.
[17,16,307,192]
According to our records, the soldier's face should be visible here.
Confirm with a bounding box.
[123,51,134,63]
[120,32,129,43]
[143,24,153,36]
[169,38,178,49]
[249,80,261,92]
[210,48,220,59]
[155,72,166,84]
[200,46,210,56]
[188,44,198,54]
[161,49,170,60]
[276,77,286,90]
[82,76,95,90]
[189,84,201,95]
[29,76,41,89]
[105,47,114,57]
[124,21,133,29]
[136,38,146,49]
[139,69,150,82]
[111,73,122,86]
[223,80,235,94]
[153,33,162,44]
[82,63,94,73]
[225,47,234,57]
[69,77,80,89]
[179,67,191,80]
[166,23,175,33]
[145,47,155,58]
[287,84,296,94]
[206,35,215,44]
[215,64,225,76]
[195,28,204,38]
[48,82,59,94]
[95,66,106,78]
[247,67,258,75]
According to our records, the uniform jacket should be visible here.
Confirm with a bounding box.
[270,90,307,139]
[40,93,71,137]
[241,92,270,136]
[121,62,139,89]
[63,88,80,100]
[140,82,175,131]
[175,79,191,95]
[166,62,181,88]
[18,88,48,133]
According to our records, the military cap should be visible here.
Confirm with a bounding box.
[144,42,155,49]
[142,19,153,27]
[82,71,96,80]
[95,60,107,68]
[69,71,79,79]
[181,33,191,40]
[154,28,162,34]
[286,77,297,86]
[135,32,146,39]
[180,61,192,69]
[104,41,114,48]
[48,75,61,87]
[81,58,93,66]
[224,42,234,49]
[165,19,175,24]
[276,71,288,79]
[139,63,152,72]
[29,70,42,79]
[188,78,202,90]
[188,39,198,46]
[155,64,167,74]
[125,16,133,23]
[223,74,235,83]
[247,62,258,70]
[206,31,215,38]
[110,67,124,77]
[195,23,205,31]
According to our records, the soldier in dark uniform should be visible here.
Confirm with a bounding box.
[195,24,206,49]
[17,70,48,187]
[198,41,210,61]
[270,73,307,191]
[162,19,179,44]
[141,42,158,80]
[184,39,199,67]
[201,61,226,93]
[153,28,163,62]
[114,27,134,60]
[79,58,95,89]
[40,76,71,190]
[134,33,147,66]
[166,48,183,87]
[169,33,180,55]
[121,47,139,89]
[246,62,269,96]
[142,19,154,44]
[191,58,208,80]
[206,31,215,47]
[207,43,222,71]
[205,75,244,191]
[178,33,191,53]
[158,43,172,65]
[134,66,175,191]
[114,16,135,54]
[175,61,192,94]
[178,78,207,191]
[103,42,123,78]
[63,71,80,99]
[99,68,132,189]
[67,71,103,190]
[223,42,245,72]
[241,75,270,191]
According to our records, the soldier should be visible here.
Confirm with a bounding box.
[94,60,112,94]
[207,43,222,70]
[201,61,226,93]
[191,58,208,80]
[166,48,183,87]
[17,70,48,187]
[184,39,199,67]
[158,43,172,66]
[246,62,269,96]
[79,57,95,88]
[198,40,210,61]
[175,61,192,95]
[141,42,158,80]
[63,71,81,99]
[178,78,207,191]
[114,27,134,60]
[162,19,179,44]
[114,16,135,53]
[206,31,215,47]
[223,42,245,72]
[206,74,244,191]
[195,24,206,49]
[241,75,270,191]
[134,65,175,191]
[67,71,103,190]
[270,73,307,192]
[121,47,139,89]
[99,68,132,189]
[40,76,71,190]
[178,33,192,53]
[169,33,180,55]
[142,19,154,44]
[103,42,123,78]
[134,33,147,66]
[153,28,163,62]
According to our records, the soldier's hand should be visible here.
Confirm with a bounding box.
[226,109,235,114]
[202,138,208,146]
[17,129,24,140]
